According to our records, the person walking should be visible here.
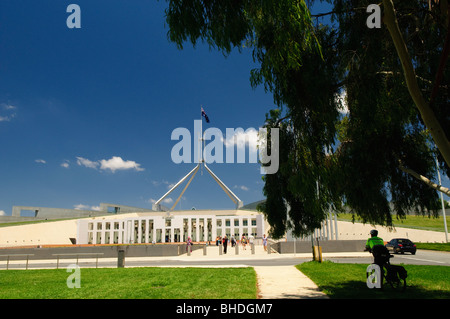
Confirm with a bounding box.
[263,234,267,251]
[241,235,247,250]
[186,236,192,253]
[223,235,228,254]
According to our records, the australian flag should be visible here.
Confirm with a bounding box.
[201,107,210,123]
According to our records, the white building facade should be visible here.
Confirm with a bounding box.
[76,211,265,245]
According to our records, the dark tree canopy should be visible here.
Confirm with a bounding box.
[163,0,449,238]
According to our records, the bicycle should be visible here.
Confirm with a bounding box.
[366,247,407,291]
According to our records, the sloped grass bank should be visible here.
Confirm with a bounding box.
[297,261,450,299]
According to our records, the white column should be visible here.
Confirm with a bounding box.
[101,222,106,244]
[137,219,142,244]
[188,218,192,239]
[221,218,225,237]
[145,219,149,243]
[162,220,167,243]
[256,215,263,238]
[239,218,243,238]
[171,227,175,243]
[152,221,156,243]
[120,221,124,244]
[196,218,200,242]
[212,217,217,241]
[334,212,338,240]
[108,228,113,244]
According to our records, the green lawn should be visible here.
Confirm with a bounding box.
[297,261,450,299]
[1,263,449,299]
[0,267,257,299]
[416,242,450,252]
[337,212,450,233]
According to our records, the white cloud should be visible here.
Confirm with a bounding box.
[234,185,249,191]
[74,204,101,211]
[222,128,259,150]
[76,156,99,169]
[3,104,16,110]
[0,103,17,122]
[0,116,11,122]
[0,210,6,216]
[99,156,144,173]
[167,183,176,189]
[148,197,173,204]
[61,160,70,168]
[35,159,46,164]
[151,180,172,187]
[74,204,90,210]
[76,156,144,173]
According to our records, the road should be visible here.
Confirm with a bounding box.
[1,249,449,270]
[326,249,450,266]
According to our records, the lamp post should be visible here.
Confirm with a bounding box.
[436,157,449,243]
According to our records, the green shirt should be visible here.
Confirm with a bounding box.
[366,236,384,249]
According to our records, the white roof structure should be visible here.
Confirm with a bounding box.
[153,110,243,212]
[152,162,243,212]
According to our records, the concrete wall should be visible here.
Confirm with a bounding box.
[0,219,78,247]
[336,220,447,242]
[273,240,366,254]
[11,206,110,219]
[99,203,154,213]
[0,244,201,260]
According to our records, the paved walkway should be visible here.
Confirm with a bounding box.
[177,244,355,299]
[255,265,328,299]
[3,244,368,299]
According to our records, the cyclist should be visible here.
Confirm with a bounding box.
[365,229,389,267]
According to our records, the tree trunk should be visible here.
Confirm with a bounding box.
[383,0,450,168]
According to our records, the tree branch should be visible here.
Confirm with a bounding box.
[429,2,450,107]
[383,0,450,168]
[398,161,450,196]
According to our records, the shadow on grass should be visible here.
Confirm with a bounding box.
[318,280,450,299]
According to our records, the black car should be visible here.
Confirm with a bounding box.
[386,238,417,255]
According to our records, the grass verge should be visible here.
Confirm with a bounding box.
[416,242,450,252]
[337,213,449,233]
[0,267,257,299]
[297,261,450,299]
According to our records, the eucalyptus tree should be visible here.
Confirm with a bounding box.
[162,0,449,238]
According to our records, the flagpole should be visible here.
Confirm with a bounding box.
[200,106,204,175]
[153,107,244,211]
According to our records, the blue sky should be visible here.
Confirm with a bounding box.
[0,0,277,214]
[0,1,448,216]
